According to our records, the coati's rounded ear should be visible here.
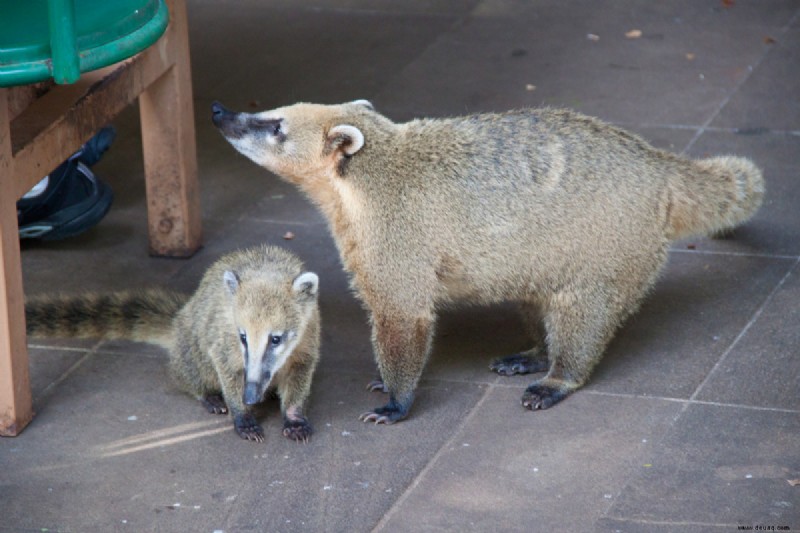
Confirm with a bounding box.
[327,125,364,157]
[223,270,240,295]
[350,99,374,110]
[292,272,319,298]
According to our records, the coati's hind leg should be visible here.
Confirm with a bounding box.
[490,350,549,376]
[366,377,389,393]
[522,288,620,410]
[201,393,228,414]
[360,312,435,424]
[490,300,548,376]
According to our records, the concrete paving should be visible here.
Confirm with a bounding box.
[3,1,799,531]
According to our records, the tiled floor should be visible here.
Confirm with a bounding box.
[3,1,799,532]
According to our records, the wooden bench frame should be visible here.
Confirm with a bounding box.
[0,0,201,436]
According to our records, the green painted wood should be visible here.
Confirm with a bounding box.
[0,0,169,87]
[48,0,80,84]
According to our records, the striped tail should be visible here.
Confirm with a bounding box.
[25,289,188,348]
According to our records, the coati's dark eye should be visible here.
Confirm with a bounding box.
[251,118,282,136]
[239,332,247,345]
[270,334,283,346]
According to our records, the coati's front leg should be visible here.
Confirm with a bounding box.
[282,406,312,443]
[489,349,549,376]
[366,377,389,393]
[201,393,229,414]
[521,288,618,410]
[232,411,264,442]
[275,356,317,442]
[217,369,265,442]
[360,312,435,424]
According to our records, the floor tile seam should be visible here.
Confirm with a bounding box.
[592,386,797,525]
[697,125,800,137]
[33,338,165,408]
[689,256,800,402]
[88,348,165,360]
[318,367,499,386]
[326,369,800,413]
[591,388,693,525]
[370,10,472,109]
[613,121,800,137]
[28,341,164,357]
[369,381,495,533]
[234,214,324,228]
[0,524,69,533]
[37,347,98,400]
[601,515,740,529]
[582,389,800,414]
[595,412,690,521]
[27,342,96,353]
[203,213,327,230]
[681,14,794,155]
[668,249,799,260]
[301,6,465,19]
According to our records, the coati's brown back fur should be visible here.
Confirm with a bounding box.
[26,245,321,442]
[212,100,764,424]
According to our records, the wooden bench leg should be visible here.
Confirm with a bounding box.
[0,89,34,436]
[138,0,201,258]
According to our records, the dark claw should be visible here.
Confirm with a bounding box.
[201,393,228,414]
[234,413,264,442]
[358,412,394,425]
[521,382,570,411]
[490,354,549,376]
[282,417,313,442]
[358,397,409,425]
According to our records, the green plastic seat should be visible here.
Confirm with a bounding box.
[0,0,169,87]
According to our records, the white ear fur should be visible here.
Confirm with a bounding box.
[292,272,319,297]
[223,270,240,295]
[328,124,364,156]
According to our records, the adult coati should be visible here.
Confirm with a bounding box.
[212,100,764,424]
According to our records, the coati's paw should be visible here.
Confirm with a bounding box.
[521,381,572,410]
[489,354,549,376]
[201,393,228,414]
[234,413,265,442]
[282,417,313,443]
[359,399,409,425]
[366,378,389,393]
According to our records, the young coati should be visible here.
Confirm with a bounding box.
[211,100,764,424]
[25,245,321,442]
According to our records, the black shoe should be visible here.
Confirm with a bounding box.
[18,128,115,241]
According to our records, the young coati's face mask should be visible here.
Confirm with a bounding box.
[210,100,371,180]
[223,270,319,406]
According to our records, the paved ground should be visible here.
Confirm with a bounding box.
[3,1,799,532]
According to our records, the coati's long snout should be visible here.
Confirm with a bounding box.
[211,101,284,143]
[243,374,269,406]
[211,101,246,139]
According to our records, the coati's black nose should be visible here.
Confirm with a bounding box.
[211,101,233,126]
[243,381,261,406]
